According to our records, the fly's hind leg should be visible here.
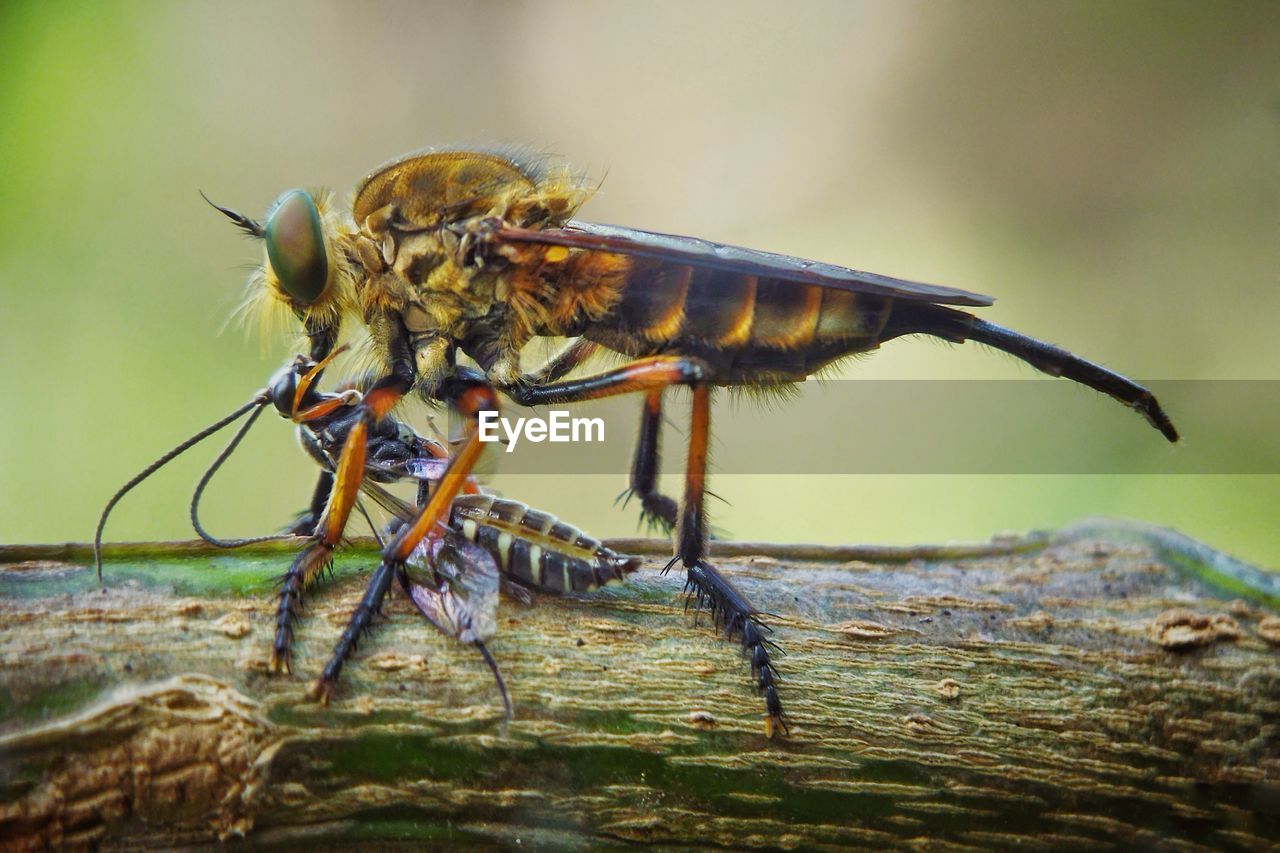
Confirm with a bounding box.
[501,358,788,735]
[671,383,786,734]
[510,342,680,532]
[683,560,788,737]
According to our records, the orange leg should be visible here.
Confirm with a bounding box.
[271,416,369,673]
[504,357,787,736]
[272,370,406,676]
[310,378,500,703]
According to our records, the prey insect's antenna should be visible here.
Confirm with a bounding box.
[190,401,296,549]
[93,394,270,583]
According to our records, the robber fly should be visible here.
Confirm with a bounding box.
[187,148,1178,736]
[94,351,641,719]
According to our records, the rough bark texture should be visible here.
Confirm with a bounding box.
[0,520,1277,850]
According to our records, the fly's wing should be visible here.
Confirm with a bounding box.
[493,221,994,307]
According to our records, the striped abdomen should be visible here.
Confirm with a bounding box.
[569,257,897,382]
[449,495,639,593]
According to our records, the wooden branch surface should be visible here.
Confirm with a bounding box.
[0,520,1277,849]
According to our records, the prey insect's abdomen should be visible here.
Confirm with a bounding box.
[449,495,640,593]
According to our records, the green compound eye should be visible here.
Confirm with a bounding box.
[265,190,328,306]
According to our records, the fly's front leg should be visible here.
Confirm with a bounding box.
[272,390,380,674]
[311,376,500,704]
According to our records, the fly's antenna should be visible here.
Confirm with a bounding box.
[200,190,265,238]
[93,394,269,584]
[190,402,296,548]
[473,640,513,721]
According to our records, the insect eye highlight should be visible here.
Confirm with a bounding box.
[265,190,329,306]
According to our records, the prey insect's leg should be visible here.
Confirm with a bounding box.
[311,378,499,703]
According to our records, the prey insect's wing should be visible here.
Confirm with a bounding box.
[406,529,502,644]
[404,528,512,718]
[359,480,535,606]
[493,221,994,307]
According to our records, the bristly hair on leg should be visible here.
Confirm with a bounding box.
[676,559,789,736]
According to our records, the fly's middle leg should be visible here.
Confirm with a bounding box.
[623,387,680,534]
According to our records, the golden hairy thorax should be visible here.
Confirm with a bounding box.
[322,150,615,385]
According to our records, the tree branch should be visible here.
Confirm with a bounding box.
[1,519,1276,848]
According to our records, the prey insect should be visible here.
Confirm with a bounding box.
[93,350,640,718]
[191,148,1177,736]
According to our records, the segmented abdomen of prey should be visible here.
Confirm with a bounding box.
[449,495,640,593]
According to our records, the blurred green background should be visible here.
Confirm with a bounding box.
[1,1,1276,566]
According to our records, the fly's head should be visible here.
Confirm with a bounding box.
[206,188,359,357]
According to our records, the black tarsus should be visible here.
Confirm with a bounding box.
[681,558,788,734]
[272,540,336,674]
[93,394,268,582]
[314,558,397,700]
[626,390,680,533]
